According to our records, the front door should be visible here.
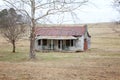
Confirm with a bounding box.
[84,39,88,51]
[58,40,63,50]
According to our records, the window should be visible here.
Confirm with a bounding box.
[38,39,41,45]
[66,40,74,47]
[43,39,47,46]
[71,40,73,46]
[66,40,70,46]
[58,40,61,48]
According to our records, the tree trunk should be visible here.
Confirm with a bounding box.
[12,40,15,53]
[29,26,35,59]
[29,0,36,59]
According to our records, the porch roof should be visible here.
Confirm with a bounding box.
[36,36,77,40]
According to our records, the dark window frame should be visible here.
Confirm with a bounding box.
[66,40,70,47]
[43,39,47,46]
[38,39,41,46]
[66,40,74,47]
[71,40,74,47]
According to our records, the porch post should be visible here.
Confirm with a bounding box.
[60,40,62,51]
[64,40,66,50]
[73,40,75,46]
[41,39,43,50]
[51,40,53,50]
[70,40,71,47]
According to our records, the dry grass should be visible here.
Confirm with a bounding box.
[0,23,120,80]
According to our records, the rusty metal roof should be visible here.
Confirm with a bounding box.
[35,26,86,36]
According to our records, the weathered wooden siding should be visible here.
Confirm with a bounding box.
[75,36,84,51]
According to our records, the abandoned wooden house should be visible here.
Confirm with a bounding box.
[35,25,91,52]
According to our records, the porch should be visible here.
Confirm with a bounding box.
[35,36,77,51]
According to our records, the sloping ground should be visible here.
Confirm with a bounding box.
[0,22,120,80]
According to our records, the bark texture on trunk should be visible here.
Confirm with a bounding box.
[29,0,36,59]
[29,27,35,59]
[12,40,15,53]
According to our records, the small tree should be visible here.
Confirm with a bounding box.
[0,8,26,53]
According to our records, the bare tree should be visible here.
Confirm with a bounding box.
[113,0,120,23]
[114,0,120,12]
[112,0,120,36]
[0,8,26,53]
[3,0,89,59]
